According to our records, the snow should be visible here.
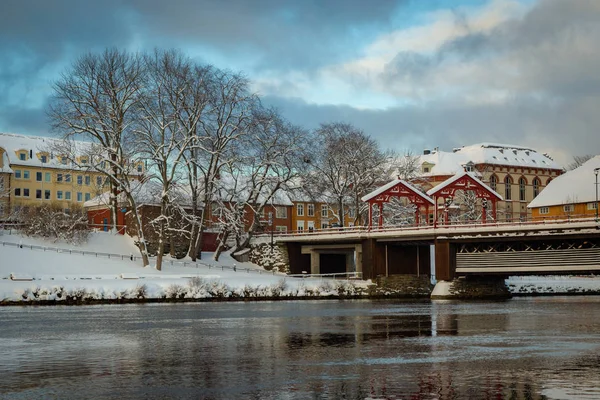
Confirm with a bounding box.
[528,155,600,208]
[420,143,562,176]
[361,178,434,204]
[0,231,369,303]
[426,170,503,200]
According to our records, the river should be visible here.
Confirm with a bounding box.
[1,298,600,399]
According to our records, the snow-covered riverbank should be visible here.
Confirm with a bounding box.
[0,231,370,304]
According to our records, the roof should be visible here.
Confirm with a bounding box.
[0,132,95,170]
[427,171,503,200]
[419,143,562,176]
[361,178,434,205]
[528,155,600,208]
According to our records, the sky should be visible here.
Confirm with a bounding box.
[1,0,599,167]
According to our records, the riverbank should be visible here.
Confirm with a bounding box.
[4,231,600,305]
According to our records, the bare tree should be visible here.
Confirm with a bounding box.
[212,108,311,259]
[182,68,258,261]
[132,49,197,270]
[568,155,593,170]
[307,123,389,226]
[48,48,151,266]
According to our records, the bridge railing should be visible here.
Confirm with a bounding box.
[262,214,598,238]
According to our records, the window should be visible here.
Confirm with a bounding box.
[519,178,526,201]
[96,176,103,186]
[57,191,63,200]
[15,170,21,179]
[275,206,287,219]
[80,157,88,164]
[85,176,90,185]
[77,192,83,202]
[563,204,574,213]
[36,189,42,199]
[137,164,143,173]
[61,157,67,165]
[23,170,29,179]
[85,193,91,201]
[321,204,328,218]
[36,172,42,182]
[504,176,512,200]
[57,173,63,182]
[588,202,598,210]
[41,155,47,163]
[65,191,71,200]
[533,178,541,198]
[349,208,355,218]
[296,204,304,216]
[65,174,71,183]
[45,172,51,182]
[539,207,549,215]
[275,226,287,232]
[77,175,83,185]
[23,188,29,197]
[307,204,315,217]
[321,222,329,229]
[15,188,21,197]
[489,175,497,192]
[19,153,26,161]
[423,167,430,173]
[296,220,304,232]
[44,190,51,200]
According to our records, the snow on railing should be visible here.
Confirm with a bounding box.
[260,214,599,238]
[287,271,363,281]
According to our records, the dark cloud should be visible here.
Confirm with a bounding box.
[263,94,600,164]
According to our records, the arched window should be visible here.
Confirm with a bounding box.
[489,175,498,192]
[533,178,541,198]
[504,176,513,200]
[519,177,527,201]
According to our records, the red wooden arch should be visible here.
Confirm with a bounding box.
[426,171,503,226]
[362,178,435,228]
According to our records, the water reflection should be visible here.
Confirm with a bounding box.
[1,299,600,399]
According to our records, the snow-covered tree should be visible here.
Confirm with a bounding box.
[132,49,198,271]
[212,108,312,259]
[181,68,258,261]
[48,48,151,266]
[20,204,89,244]
[306,123,390,226]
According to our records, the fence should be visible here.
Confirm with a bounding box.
[0,239,284,277]
[287,272,363,281]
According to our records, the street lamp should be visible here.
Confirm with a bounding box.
[594,167,599,222]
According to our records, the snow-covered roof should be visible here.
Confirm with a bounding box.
[528,155,600,208]
[0,132,96,170]
[361,178,434,204]
[419,143,562,176]
[0,151,13,173]
[427,171,503,200]
[84,180,196,209]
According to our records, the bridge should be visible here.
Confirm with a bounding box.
[274,217,600,298]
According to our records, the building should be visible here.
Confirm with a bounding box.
[528,155,600,219]
[0,132,144,220]
[416,143,564,221]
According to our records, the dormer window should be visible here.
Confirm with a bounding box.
[19,153,26,161]
[137,164,143,173]
[41,155,47,163]
[61,157,67,165]
[80,157,88,164]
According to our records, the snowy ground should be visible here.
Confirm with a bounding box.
[0,231,369,303]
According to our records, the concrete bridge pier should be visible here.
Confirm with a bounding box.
[431,238,511,300]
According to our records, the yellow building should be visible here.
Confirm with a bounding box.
[528,155,600,220]
[0,133,143,219]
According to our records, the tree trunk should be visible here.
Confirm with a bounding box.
[213,229,229,261]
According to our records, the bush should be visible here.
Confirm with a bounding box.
[19,203,89,244]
